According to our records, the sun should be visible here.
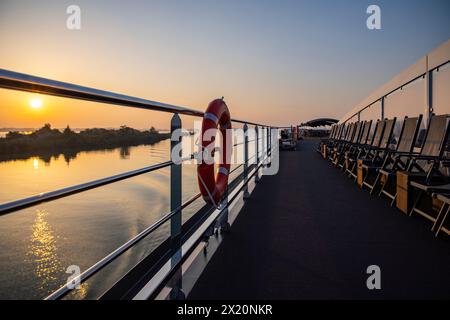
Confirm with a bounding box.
[29,98,43,109]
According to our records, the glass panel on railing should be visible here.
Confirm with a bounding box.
[433,62,450,116]
[0,170,171,300]
[384,77,427,147]
[360,101,381,140]
[384,77,426,120]
[360,102,381,122]
[346,115,357,124]
[0,90,176,300]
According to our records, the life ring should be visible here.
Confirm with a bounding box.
[197,99,232,205]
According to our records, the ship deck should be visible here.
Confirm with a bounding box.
[189,140,450,299]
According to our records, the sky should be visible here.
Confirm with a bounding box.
[0,0,449,129]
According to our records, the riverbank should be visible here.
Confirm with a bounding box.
[0,124,170,162]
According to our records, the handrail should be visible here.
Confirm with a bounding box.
[341,73,425,124]
[46,154,270,300]
[0,68,277,217]
[0,133,260,216]
[0,69,269,127]
[0,161,173,216]
[340,59,449,124]
[0,127,256,216]
[0,67,277,300]
[45,192,202,300]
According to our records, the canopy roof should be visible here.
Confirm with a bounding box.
[300,118,338,128]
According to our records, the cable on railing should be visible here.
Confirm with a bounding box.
[229,164,243,175]
[0,161,173,216]
[45,192,202,300]
[0,69,271,127]
[341,59,450,124]
[46,152,269,300]
[0,67,278,300]
[0,153,204,217]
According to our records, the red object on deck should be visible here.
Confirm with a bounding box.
[197,99,232,205]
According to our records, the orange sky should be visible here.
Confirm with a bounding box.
[1,0,449,130]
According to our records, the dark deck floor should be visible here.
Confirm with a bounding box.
[189,140,450,300]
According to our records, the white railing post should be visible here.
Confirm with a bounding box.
[255,125,261,183]
[169,113,184,299]
[243,123,250,199]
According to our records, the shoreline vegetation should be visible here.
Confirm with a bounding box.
[0,124,170,163]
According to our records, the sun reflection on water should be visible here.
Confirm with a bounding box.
[1,142,172,299]
[70,282,89,300]
[27,209,62,295]
[33,158,39,170]
[27,209,90,299]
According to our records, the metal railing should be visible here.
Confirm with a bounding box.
[0,68,276,300]
[340,54,450,125]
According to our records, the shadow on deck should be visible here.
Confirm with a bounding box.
[188,140,450,300]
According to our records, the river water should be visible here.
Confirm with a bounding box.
[0,135,251,299]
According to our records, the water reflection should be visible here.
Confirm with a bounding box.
[70,282,89,300]
[0,141,167,165]
[120,146,130,159]
[0,148,112,165]
[27,209,63,295]
[0,139,200,299]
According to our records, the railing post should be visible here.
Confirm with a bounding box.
[262,126,266,166]
[266,127,270,166]
[381,96,385,120]
[255,125,260,183]
[169,113,184,299]
[426,69,433,126]
[269,127,272,153]
[261,126,264,155]
[217,185,230,233]
[243,123,250,199]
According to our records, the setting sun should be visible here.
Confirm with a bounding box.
[29,98,43,109]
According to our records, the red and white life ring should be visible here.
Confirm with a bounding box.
[197,99,232,205]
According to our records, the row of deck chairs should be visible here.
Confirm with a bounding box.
[318,114,450,237]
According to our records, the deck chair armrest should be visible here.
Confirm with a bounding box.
[390,151,420,157]
[442,160,450,167]
[411,155,440,161]
[363,146,381,152]
[392,153,416,161]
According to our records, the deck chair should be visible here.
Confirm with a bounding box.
[329,122,355,164]
[363,116,422,194]
[378,114,448,204]
[349,120,373,155]
[325,123,346,154]
[329,125,338,139]
[345,119,386,179]
[348,118,396,181]
[335,121,363,168]
[326,124,345,147]
[331,124,344,143]
[336,121,364,168]
[340,120,372,171]
[317,125,338,153]
[406,115,450,224]
[363,118,396,160]
[432,192,450,237]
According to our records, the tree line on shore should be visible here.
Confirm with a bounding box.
[0,124,170,157]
